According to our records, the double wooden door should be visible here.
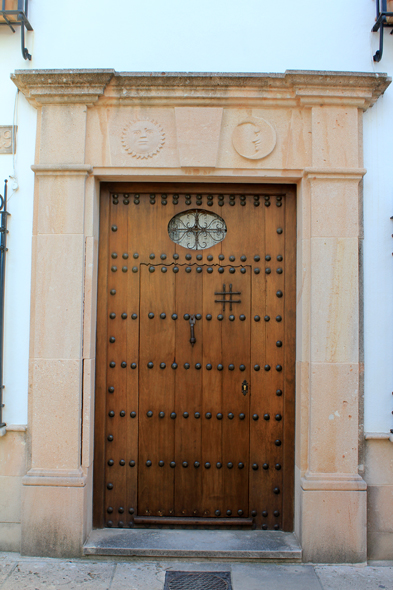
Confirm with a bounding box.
[94,183,296,531]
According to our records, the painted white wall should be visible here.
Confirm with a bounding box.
[0,0,392,431]
[0,42,36,426]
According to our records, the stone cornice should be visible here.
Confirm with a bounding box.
[11,69,391,110]
[11,69,115,106]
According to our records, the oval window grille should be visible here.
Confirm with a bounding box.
[168,209,227,251]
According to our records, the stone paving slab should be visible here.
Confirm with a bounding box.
[0,557,16,586]
[315,565,393,590]
[231,564,323,590]
[0,553,391,590]
[0,559,115,590]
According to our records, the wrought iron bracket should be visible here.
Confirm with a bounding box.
[372,0,393,62]
[0,0,32,60]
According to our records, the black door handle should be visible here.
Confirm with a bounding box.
[189,314,196,346]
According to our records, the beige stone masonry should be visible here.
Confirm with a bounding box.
[30,236,85,360]
[10,69,390,561]
[175,107,223,167]
[301,489,367,563]
[39,105,88,165]
[364,439,393,559]
[0,431,26,551]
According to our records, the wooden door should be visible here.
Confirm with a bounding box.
[94,184,296,532]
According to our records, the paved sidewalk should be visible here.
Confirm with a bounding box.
[0,552,392,590]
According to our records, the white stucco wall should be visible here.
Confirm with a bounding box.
[0,0,392,432]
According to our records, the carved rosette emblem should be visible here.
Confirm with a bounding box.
[232,116,276,160]
[122,118,165,159]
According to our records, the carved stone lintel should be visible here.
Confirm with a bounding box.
[175,107,223,167]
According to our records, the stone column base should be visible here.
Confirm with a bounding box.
[300,476,367,563]
[21,469,90,557]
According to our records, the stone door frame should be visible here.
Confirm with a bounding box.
[11,69,390,561]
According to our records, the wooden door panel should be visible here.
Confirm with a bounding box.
[94,185,296,532]
[127,193,176,265]
[282,193,296,530]
[138,263,176,516]
[125,210,140,523]
[174,265,203,517]
[104,201,129,526]
[261,198,286,531]
[220,268,250,518]
[201,268,224,516]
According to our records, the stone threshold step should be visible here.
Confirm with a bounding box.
[83,529,302,561]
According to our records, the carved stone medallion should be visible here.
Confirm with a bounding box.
[232,116,276,160]
[122,118,165,159]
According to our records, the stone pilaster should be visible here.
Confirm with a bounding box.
[15,72,113,557]
[298,102,367,562]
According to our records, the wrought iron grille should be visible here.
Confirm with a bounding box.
[168,209,227,250]
[372,0,393,61]
[164,571,232,590]
[0,0,32,60]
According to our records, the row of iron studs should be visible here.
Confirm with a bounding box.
[111,265,283,275]
[109,362,283,371]
[108,410,282,421]
[108,459,281,469]
[108,245,284,273]
[111,252,283,261]
[108,312,283,322]
[112,194,284,207]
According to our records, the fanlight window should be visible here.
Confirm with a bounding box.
[168,209,227,251]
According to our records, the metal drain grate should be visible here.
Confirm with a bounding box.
[164,571,232,590]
